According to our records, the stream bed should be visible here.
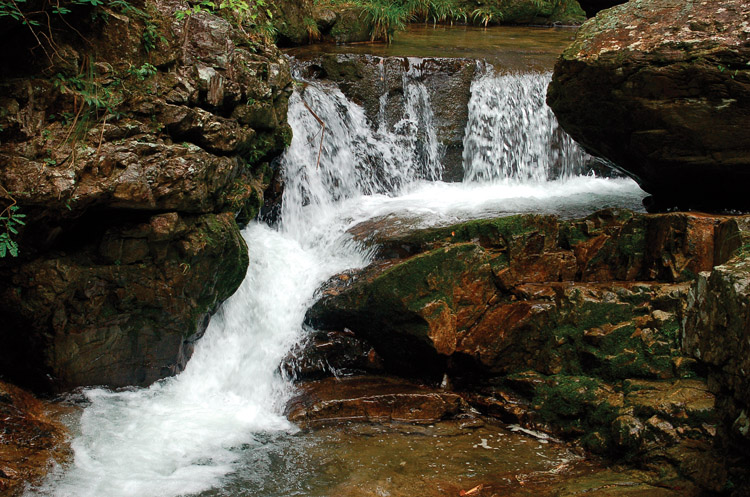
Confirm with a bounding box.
[27,25,663,497]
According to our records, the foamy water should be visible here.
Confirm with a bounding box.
[29,65,645,497]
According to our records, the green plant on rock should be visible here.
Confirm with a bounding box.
[0,185,25,258]
[355,0,414,44]
[175,0,276,40]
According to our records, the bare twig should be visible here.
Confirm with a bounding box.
[300,96,325,170]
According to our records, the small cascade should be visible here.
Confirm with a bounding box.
[281,63,444,237]
[463,70,589,183]
[34,49,645,497]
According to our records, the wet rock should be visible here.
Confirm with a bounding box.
[308,209,739,488]
[294,54,477,182]
[684,220,750,493]
[285,376,472,428]
[282,329,385,380]
[0,0,293,390]
[0,380,68,495]
[307,243,496,379]
[0,212,248,390]
[547,0,750,208]
[314,210,721,381]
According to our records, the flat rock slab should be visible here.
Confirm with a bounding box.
[286,376,471,428]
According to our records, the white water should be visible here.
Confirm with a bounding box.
[32,64,645,497]
[463,70,588,182]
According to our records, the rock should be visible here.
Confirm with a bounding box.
[684,228,750,494]
[0,0,293,390]
[312,210,721,380]
[0,380,68,495]
[282,329,385,380]
[307,243,496,379]
[547,0,750,208]
[0,212,248,390]
[306,209,737,487]
[285,376,471,428]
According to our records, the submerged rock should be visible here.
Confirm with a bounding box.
[547,0,750,208]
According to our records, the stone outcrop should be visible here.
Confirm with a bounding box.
[684,217,750,494]
[0,380,68,495]
[547,0,750,208]
[0,0,292,390]
[294,54,478,181]
[305,209,750,490]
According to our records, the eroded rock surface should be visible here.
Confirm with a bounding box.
[285,376,472,428]
[0,0,292,390]
[547,0,750,208]
[0,381,68,495]
[304,209,750,490]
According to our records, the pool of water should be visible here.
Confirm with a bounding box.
[197,420,597,497]
[285,24,578,71]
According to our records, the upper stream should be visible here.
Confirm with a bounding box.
[30,26,646,497]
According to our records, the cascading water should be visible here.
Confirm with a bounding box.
[31,55,645,497]
[463,69,588,183]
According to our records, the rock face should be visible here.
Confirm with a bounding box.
[547,0,750,208]
[0,0,292,390]
[294,54,478,181]
[305,209,749,490]
[684,217,750,494]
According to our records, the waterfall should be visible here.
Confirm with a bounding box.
[463,70,589,183]
[31,57,644,497]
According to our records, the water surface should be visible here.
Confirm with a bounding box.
[286,24,578,71]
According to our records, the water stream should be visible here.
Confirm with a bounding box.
[31,28,647,497]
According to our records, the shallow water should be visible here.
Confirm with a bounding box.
[197,421,590,497]
[285,24,578,72]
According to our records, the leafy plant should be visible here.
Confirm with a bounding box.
[0,200,25,258]
[355,0,414,44]
[303,16,320,42]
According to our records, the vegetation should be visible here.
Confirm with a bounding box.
[0,186,25,258]
[175,0,277,40]
[309,0,581,43]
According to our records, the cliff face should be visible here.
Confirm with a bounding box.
[0,0,292,390]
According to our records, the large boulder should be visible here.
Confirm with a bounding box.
[0,0,292,390]
[304,209,736,489]
[547,0,750,208]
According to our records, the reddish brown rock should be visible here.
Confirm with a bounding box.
[0,381,68,495]
[285,376,471,428]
